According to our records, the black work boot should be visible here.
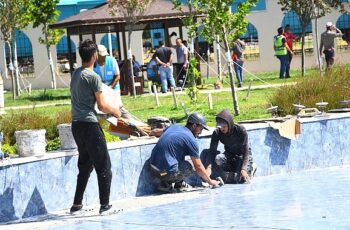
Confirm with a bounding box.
[99,204,112,214]
[157,181,173,193]
[70,204,83,214]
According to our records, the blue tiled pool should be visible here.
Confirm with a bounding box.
[44,166,350,230]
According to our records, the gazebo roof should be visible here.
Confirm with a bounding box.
[51,0,191,30]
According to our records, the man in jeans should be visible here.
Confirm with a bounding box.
[155,40,175,93]
[231,39,246,87]
[69,39,121,214]
[274,27,293,79]
[283,24,297,78]
[320,22,343,69]
[148,113,220,192]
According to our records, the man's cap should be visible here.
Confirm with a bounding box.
[326,22,333,27]
[216,120,228,129]
[97,45,108,56]
[187,113,209,130]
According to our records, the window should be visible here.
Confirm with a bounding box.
[282,11,313,55]
[5,30,34,77]
[336,14,350,52]
[240,23,260,60]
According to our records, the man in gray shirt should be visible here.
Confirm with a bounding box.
[320,21,343,69]
[70,39,121,215]
[175,38,189,87]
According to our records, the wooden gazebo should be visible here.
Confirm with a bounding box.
[50,0,191,74]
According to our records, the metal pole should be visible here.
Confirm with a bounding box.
[108,26,113,56]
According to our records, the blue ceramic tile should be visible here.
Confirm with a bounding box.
[136,144,158,196]
[286,139,306,172]
[339,118,350,164]
[320,120,342,167]
[109,149,125,200]
[300,122,322,169]
[121,146,142,197]
[48,166,350,230]
[249,129,274,176]
[0,165,20,222]
[139,144,154,165]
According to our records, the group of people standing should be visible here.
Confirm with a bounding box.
[147,38,189,93]
[274,22,343,78]
[273,25,295,79]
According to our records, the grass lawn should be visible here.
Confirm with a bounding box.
[4,86,276,127]
[3,65,325,126]
[4,88,71,107]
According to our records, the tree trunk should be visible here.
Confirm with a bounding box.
[3,46,8,79]
[223,32,240,116]
[6,41,16,100]
[314,17,322,75]
[12,33,21,96]
[45,28,57,89]
[216,35,223,82]
[301,26,306,77]
[189,38,197,102]
[128,29,136,98]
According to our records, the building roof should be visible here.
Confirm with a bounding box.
[58,0,106,6]
[51,0,191,29]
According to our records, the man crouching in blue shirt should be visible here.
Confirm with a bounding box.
[148,113,220,192]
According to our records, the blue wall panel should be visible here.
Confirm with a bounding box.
[1,115,350,222]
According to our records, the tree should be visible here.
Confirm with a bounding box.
[172,0,201,103]
[174,0,257,115]
[0,0,28,99]
[109,0,152,98]
[23,0,64,89]
[277,0,346,76]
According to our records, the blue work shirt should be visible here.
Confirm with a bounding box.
[150,124,199,173]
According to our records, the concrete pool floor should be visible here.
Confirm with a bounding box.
[3,165,350,230]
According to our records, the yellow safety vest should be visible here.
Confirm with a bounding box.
[274,35,287,56]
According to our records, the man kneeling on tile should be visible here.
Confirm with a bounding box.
[147,113,220,192]
[201,109,256,184]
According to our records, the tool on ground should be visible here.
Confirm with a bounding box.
[216,177,225,186]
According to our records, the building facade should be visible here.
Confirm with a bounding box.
[0,0,350,90]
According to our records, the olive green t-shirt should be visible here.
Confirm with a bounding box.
[70,67,102,122]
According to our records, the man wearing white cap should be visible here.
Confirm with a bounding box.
[320,22,343,69]
[94,45,121,98]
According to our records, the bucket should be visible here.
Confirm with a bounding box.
[57,123,77,150]
[15,129,46,157]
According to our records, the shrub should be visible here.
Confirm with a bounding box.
[269,67,350,116]
[1,143,17,155]
[0,109,120,154]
